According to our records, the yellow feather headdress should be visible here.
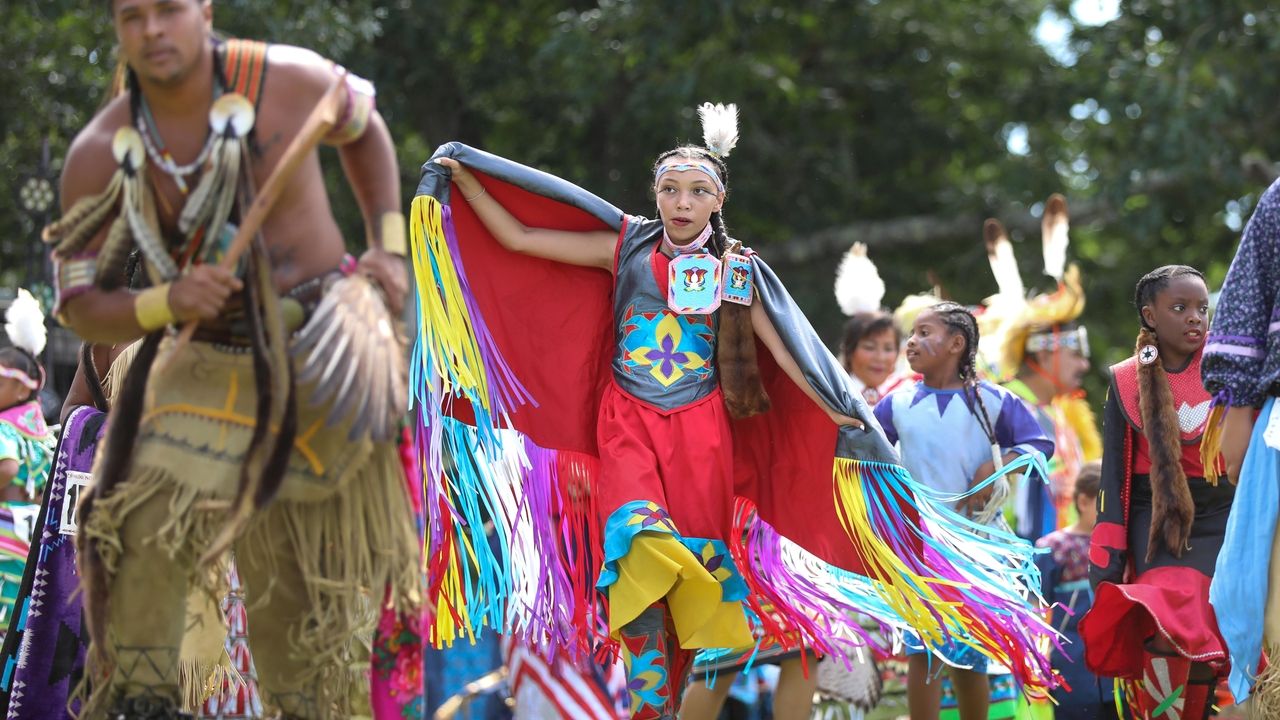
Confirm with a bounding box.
[982,195,1089,380]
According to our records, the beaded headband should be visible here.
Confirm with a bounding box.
[0,367,37,391]
[1025,326,1090,359]
[653,162,724,192]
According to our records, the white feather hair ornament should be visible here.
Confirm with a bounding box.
[5,289,47,357]
[1042,193,1069,283]
[834,242,886,316]
[698,102,739,158]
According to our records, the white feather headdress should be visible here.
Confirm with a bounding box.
[984,219,1025,304]
[1041,194,1069,283]
[5,289,46,357]
[698,102,739,158]
[834,242,886,316]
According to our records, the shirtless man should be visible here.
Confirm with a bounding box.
[62,1,405,334]
[49,1,418,717]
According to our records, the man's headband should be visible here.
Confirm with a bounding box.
[1026,326,1090,359]
[654,162,725,193]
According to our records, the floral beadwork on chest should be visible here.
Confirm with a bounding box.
[618,305,715,388]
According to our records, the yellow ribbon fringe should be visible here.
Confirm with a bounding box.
[833,458,1018,669]
[833,459,959,646]
[1200,403,1226,486]
[410,195,493,412]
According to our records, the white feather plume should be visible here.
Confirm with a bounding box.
[1042,194,1069,282]
[985,220,1025,302]
[834,242,886,316]
[5,289,46,357]
[698,102,739,158]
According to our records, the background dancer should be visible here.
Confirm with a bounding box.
[1081,265,1230,720]
[44,0,417,715]
[1033,461,1117,719]
[979,199,1100,543]
[0,290,55,637]
[0,290,53,506]
[873,301,1053,720]
[834,242,909,406]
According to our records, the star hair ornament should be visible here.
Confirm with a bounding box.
[1138,343,1159,366]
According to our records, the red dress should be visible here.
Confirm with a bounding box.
[594,237,735,542]
[1080,349,1234,676]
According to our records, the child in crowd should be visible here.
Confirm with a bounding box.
[0,290,55,636]
[1035,461,1117,719]
[1080,265,1230,720]
[874,301,1054,720]
[0,291,53,503]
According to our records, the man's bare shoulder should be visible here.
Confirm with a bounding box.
[61,95,132,210]
[264,44,335,96]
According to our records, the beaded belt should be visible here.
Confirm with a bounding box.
[190,270,343,346]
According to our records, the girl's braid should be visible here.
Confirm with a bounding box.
[931,302,998,447]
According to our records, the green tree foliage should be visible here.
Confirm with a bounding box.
[2,0,1275,408]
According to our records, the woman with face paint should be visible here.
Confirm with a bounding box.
[1079,265,1233,720]
[872,302,1054,720]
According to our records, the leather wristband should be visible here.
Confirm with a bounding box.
[135,283,176,332]
[380,211,407,257]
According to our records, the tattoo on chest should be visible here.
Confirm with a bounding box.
[271,244,298,269]
[252,131,284,159]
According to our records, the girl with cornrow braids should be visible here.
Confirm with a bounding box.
[1080,265,1232,720]
[873,301,1054,720]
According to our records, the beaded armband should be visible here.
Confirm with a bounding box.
[52,251,99,322]
[380,212,407,257]
[323,68,376,146]
[134,283,176,332]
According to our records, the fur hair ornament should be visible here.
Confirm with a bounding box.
[1136,325,1194,561]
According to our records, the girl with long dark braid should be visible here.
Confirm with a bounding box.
[435,104,867,720]
[420,103,1063,719]
[1079,265,1232,720]
[874,301,1053,720]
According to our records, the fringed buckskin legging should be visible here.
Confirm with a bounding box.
[76,341,419,719]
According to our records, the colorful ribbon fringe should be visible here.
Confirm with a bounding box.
[409,193,1060,692]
